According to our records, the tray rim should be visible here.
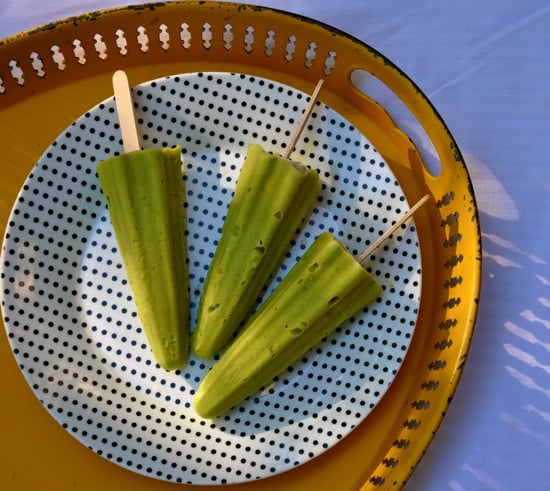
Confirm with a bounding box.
[0,2,482,489]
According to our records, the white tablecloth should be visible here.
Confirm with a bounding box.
[1,1,548,489]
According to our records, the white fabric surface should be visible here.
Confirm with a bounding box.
[1,1,548,489]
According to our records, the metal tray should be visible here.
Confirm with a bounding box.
[0,2,481,489]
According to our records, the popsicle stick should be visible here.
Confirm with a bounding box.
[356,194,432,264]
[112,70,141,153]
[283,79,324,159]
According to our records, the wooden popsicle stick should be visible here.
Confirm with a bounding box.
[356,194,432,264]
[112,70,141,153]
[283,79,324,160]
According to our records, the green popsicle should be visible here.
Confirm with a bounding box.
[191,143,321,359]
[96,71,190,370]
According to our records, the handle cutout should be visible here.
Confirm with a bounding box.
[350,68,442,177]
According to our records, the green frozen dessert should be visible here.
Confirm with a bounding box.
[97,146,190,370]
[191,143,321,359]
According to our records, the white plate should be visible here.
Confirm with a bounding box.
[0,72,421,484]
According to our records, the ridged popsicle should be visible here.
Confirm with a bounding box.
[191,143,321,359]
[97,146,190,370]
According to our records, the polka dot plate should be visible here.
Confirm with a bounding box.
[0,72,421,484]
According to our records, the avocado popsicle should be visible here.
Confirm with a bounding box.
[96,71,190,370]
[193,194,430,418]
[192,80,325,359]
[191,143,321,359]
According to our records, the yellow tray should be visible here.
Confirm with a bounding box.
[0,2,481,490]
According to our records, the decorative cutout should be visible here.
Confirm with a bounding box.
[285,35,296,61]
[0,77,5,94]
[9,60,24,85]
[72,39,86,65]
[30,52,46,77]
[244,26,255,53]
[115,29,128,55]
[439,318,458,330]
[434,339,453,351]
[324,51,337,75]
[441,211,459,227]
[381,458,399,468]
[411,399,430,409]
[369,476,386,487]
[444,254,464,269]
[443,297,461,309]
[402,419,421,430]
[444,233,462,248]
[392,439,410,449]
[305,42,316,68]
[420,380,440,390]
[265,30,275,56]
[159,24,170,50]
[51,45,66,70]
[437,191,455,208]
[202,23,212,49]
[428,360,447,370]
[94,34,108,60]
[180,22,191,49]
[223,24,233,50]
[444,276,463,288]
[137,26,149,53]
